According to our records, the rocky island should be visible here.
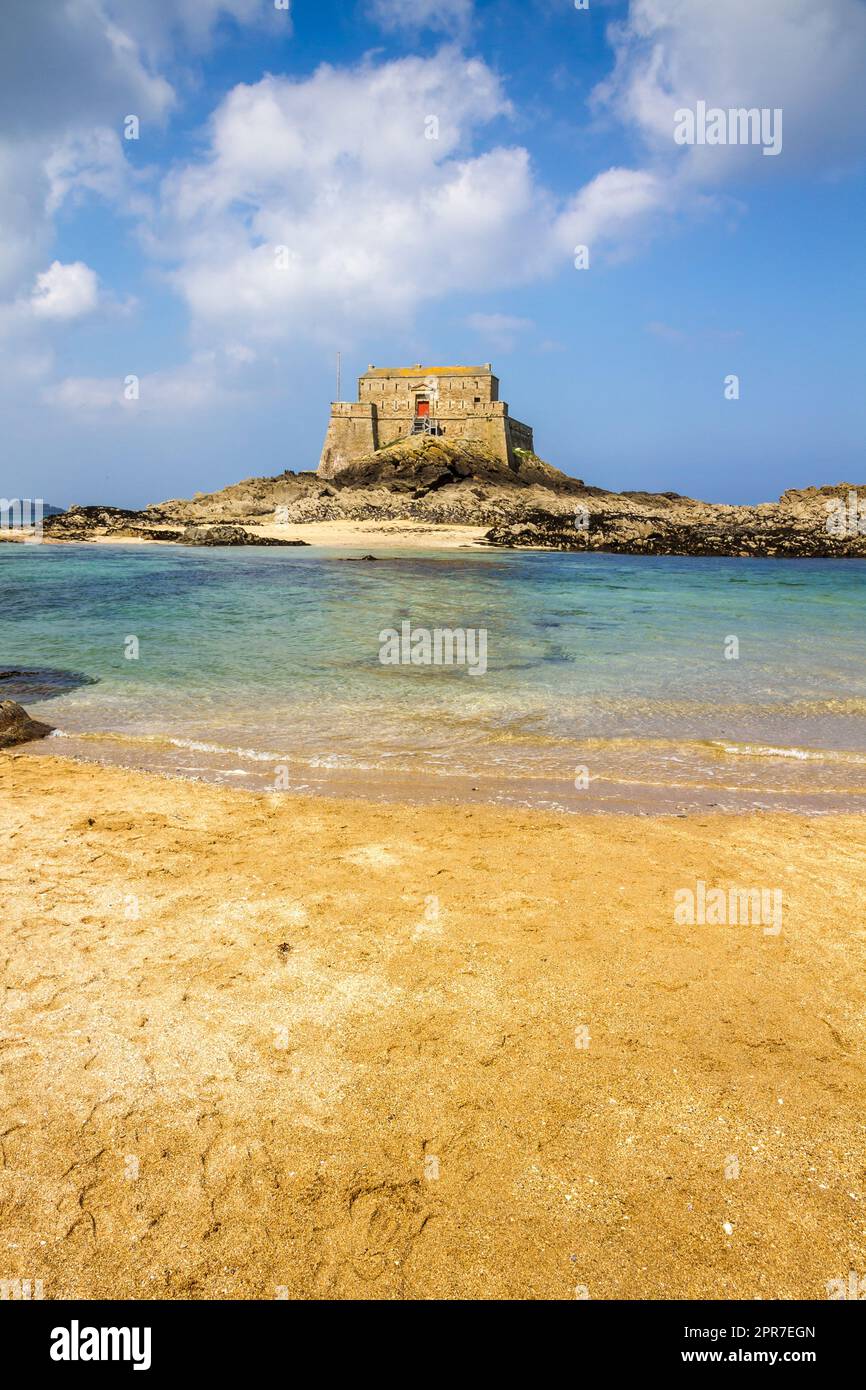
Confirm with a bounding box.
[34,436,866,558]
[22,359,866,556]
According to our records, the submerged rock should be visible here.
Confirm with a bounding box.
[0,667,98,702]
[0,700,54,748]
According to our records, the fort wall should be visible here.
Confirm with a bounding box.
[317,364,534,478]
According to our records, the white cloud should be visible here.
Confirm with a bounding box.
[30,262,100,321]
[163,51,512,218]
[0,259,135,341]
[0,1,174,139]
[50,352,246,414]
[109,0,284,56]
[551,166,675,260]
[0,4,168,303]
[51,377,127,412]
[44,128,141,219]
[595,0,866,179]
[0,0,277,303]
[0,0,276,409]
[8,0,863,426]
[367,0,472,37]
[153,51,671,352]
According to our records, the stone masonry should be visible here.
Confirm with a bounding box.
[317,364,534,478]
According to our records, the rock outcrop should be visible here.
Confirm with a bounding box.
[179,525,308,546]
[40,509,307,546]
[0,700,54,748]
[483,486,866,557]
[43,507,183,542]
[146,438,589,530]
[148,475,330,527]
[37,443,866,558]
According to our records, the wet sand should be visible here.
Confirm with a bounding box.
[1,752,864,1299]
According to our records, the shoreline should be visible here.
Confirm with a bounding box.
[1,520,492,550]
[1,752,864,1299]
[16,735,866,817]
[7,510,866,556]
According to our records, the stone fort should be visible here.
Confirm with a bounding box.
[317,363,534,478]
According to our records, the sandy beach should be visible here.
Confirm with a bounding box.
[3,520,491,549]
[1,751,864,1300]
[243,520,490,549]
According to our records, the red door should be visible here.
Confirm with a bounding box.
[416,399,430,417]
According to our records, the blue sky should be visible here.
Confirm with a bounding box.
[2,0,865,508]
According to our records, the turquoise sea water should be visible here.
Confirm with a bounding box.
[2,543,866,813]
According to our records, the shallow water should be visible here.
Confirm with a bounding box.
[3,543,866,813]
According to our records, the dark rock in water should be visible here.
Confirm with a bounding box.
[0,666,98,702]
[0,700,53,748]
[340,554,380,562]
[179,525,308,547]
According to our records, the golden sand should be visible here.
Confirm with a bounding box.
[242,519,490,548]
[12,520,490,549]
[1,753,864,1299]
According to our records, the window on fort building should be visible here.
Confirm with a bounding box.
[474,396,480,405]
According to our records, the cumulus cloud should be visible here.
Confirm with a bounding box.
[595,0,866,179]
[0,0,276,407]
[152,51,670,352]
[551,166,677,261]
[0,4,165,302]
[6,0,865,421]
[0,261,106,341]
[30,262,101,321]
[0,0,277,302]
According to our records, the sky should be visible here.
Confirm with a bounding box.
[1,0,865,508]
